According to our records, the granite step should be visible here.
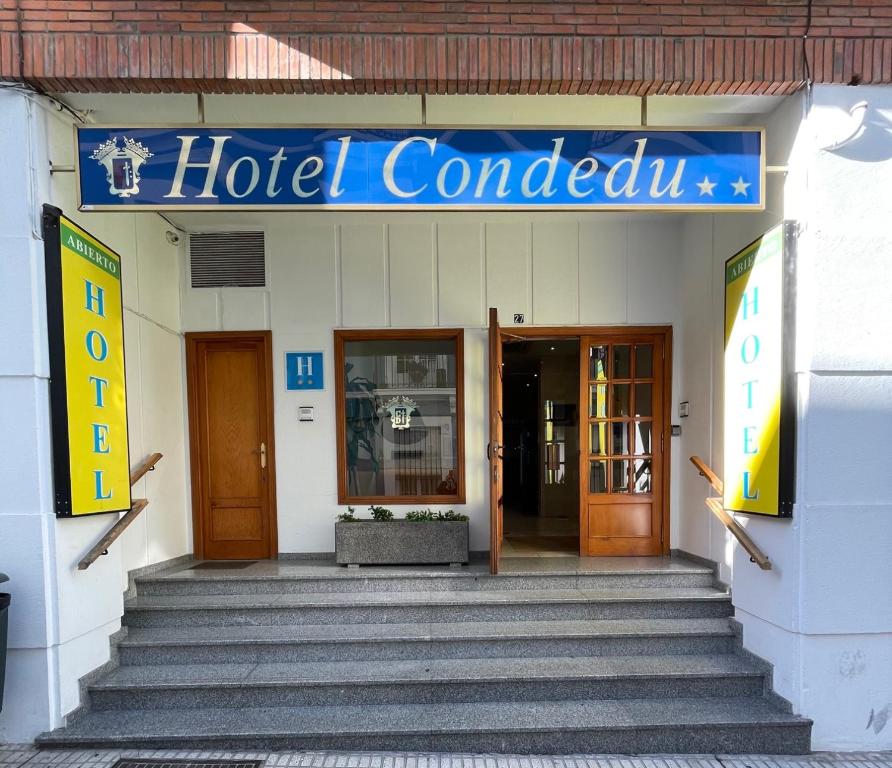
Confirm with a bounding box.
[122,587,733,627]
[117,617,738,664]
[135,565,715,596]
[88,654,767,710]
[37,697,811,753]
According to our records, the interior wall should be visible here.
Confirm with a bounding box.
[179,212,685,554]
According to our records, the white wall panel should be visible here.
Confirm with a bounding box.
[221,288,270,330]
[628,221,682,324]
[135,215,181,331]
[340,224,387,327]
[203,94,421,124]
[485,222,530,326]
[180,289,221,331]
[579,220,628,325]
[388,222,436,327]
[532,221,578,325]
[269,224,338,331]
[139,320,190,566]
[437,221,485,327]
[120,311,148,571]
[425,95,640,126]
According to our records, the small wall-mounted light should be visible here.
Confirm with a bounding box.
[814,100,869,152]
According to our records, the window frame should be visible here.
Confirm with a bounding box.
[334,328,466,505]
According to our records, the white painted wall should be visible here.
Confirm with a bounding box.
[672,86,892,750]
[0,88,190,742]
[730,85,892,751]
[673,93,805,586]
[177,211,685,553]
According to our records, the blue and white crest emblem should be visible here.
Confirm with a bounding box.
[91,137,153,198]
[383,396,418,430]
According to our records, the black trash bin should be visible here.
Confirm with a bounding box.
[0,572,8,712]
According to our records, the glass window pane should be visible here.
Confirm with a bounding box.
[613,345,631,378]
[635,344,653,378]
[633,458,652,493]
[612,384,630,417]
[634,383,652,417]
[343,337,459,498]
[611,422,629,455]
[590,422,608,456]
[590,460,608,493]
[589,345,608,381]
[634,421,652,455]
[590,384,607,418]
[611,460,630,493]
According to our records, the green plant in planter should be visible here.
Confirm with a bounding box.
[404,508,469,522]
[337,506,358,522]
[368,505,393,521]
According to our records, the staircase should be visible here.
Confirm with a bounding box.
[38,558,811,753]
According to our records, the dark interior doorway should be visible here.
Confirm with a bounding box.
[501,338,580,557]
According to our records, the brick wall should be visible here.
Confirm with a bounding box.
[1,1,890,95]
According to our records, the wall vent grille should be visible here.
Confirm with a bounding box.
[189,231,265,288]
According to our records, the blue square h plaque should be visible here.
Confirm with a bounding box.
[285,352,324,390]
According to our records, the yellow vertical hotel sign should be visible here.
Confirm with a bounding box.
[723,222,797,518]
[43,205,131,517]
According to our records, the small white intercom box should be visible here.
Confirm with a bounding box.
[298,406,315,422]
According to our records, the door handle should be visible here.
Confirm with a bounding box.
[487,442,503,461]
[256,442,267,469]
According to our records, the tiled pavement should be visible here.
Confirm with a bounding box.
[1,746,890,768]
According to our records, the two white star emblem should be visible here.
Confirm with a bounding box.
[696,176,752,198]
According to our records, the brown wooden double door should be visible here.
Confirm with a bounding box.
[488,313,669,570]
[186,331,278,560]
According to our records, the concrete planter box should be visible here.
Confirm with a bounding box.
[335,520,469,566]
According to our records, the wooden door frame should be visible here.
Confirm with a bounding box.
[498,325,672,557]
[185,330,279,560]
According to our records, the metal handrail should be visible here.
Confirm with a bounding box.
[77,452,163,571]
[689,455,771,571]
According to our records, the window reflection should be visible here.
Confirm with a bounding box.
[612,460,630,493]
[614,345,630,378]
[590,384,607,418]
[342,337,460,499]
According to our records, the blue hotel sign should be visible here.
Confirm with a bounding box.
[286,352,323,391]
[76,126,764,211]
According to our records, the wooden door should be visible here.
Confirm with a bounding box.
[488,308,504,574]
[580,333,666,556]
[186,332,277,560]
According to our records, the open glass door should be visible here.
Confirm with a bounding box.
[488,307,504,574]
[580,334,665,556]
